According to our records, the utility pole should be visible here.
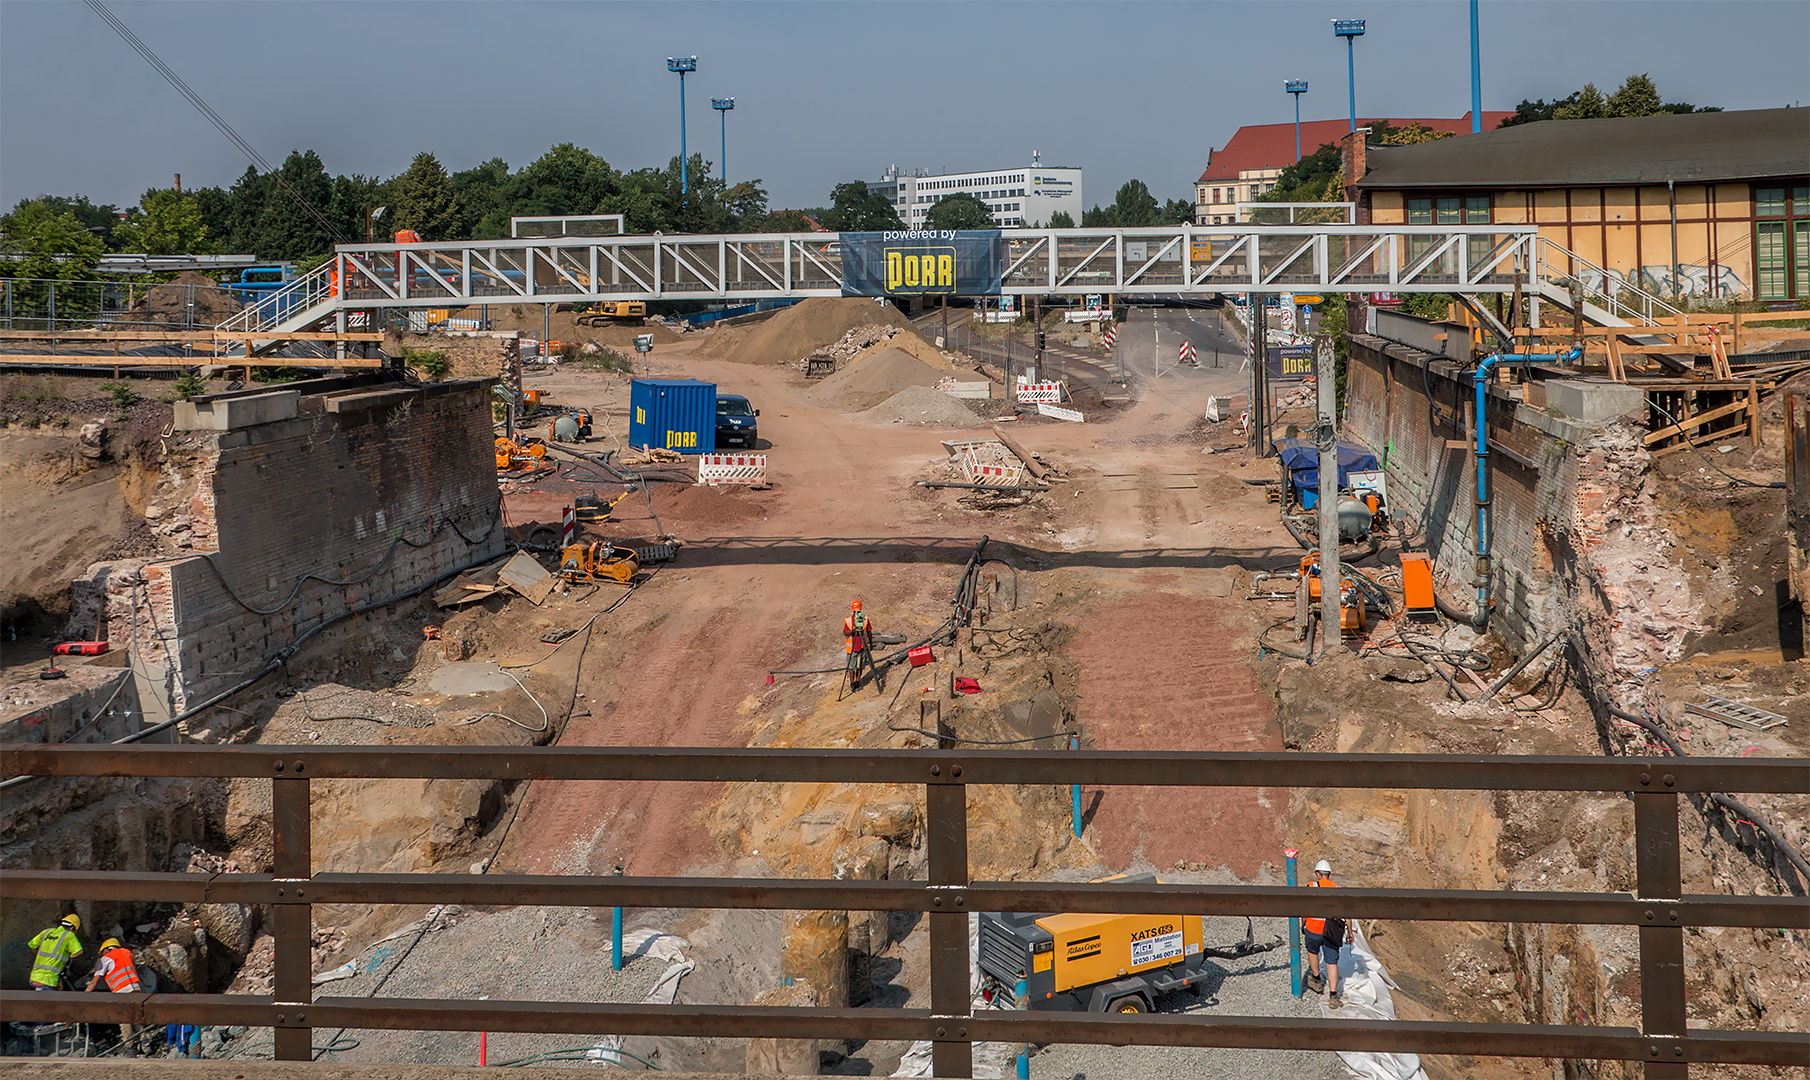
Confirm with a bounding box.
[1316,336,1342,648]
[1286,80,1309,162]
[712,97,734,182]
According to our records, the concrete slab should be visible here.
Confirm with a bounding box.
[1544,379,1645,424]
[427,661,518,696]
[174,390,300,431]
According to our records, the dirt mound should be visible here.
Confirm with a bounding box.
[696,297,917,366]
[850,385,990,429]
[134,271,241,327]
[803,346,946,412]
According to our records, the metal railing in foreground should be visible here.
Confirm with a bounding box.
[3,745,1805,1077]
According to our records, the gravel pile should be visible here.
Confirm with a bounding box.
[851,384,991,428]
[300,905,667,1067]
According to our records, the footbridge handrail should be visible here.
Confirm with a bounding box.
[1533,236,1686,326]
[3,742,1804,1075]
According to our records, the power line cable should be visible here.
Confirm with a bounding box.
[84,0,349,245]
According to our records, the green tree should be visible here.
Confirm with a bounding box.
[504,143,619,218]
[1553,83,1606,119]
[450,157,509,239]
[0,200,107,280]
[1606,73,1663,117]
[1376,122,1454,145]
[924,192,993,230]
[822,181,902,232]
[1161,197,1196,226]
[1045,209,1075,229]
[754,210,818,232]
[254,150,338,259]
[191,186,233,249]
[1081,204,1115,227]
[113,188,213,255]
[390,152,458,240]
[330,173,388,242]
[223,165,272,254]
[1111,179,1160,227]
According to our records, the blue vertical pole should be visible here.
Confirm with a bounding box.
[1015,975,1031,1078]
[720,110,728,184]
[1294,94,1301,162]
[1286,848,1302,996]
[1470,0,1483,132]
[678,72,689,196]
[611,864,624,971]
[1070,734,1083,837]
[1346,37,1357,132]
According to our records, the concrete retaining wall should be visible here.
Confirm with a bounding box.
[125,377,506,716]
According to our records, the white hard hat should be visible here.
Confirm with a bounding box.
[1314,860,1332,873]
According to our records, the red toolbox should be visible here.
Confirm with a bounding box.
[53,642,110,656]
[907,645,935,667]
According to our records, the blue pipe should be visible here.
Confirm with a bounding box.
[1070,734,1083,838]
[1470,0,1483,133]
[1285,849,1301,997]
[1470,345,1583,626]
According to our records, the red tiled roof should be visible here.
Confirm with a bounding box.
[1195,114,1513,183]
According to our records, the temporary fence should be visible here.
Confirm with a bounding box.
[1,743,1803,1077]
[1013,381,1063,404]
[697,452,768,486]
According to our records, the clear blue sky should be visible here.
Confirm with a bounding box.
[3,0,1806,216]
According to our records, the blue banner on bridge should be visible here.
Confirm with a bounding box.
[839,230,1004,297]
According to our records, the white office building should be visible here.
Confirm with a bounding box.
[870,156,1083,229]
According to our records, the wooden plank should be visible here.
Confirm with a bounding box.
[1606,335,1624,381]
[0,354,382,368]
[1653,423,1745,457]
[0,329,382,342]
[1627,379,1775,389]
[1749,381,1761,447]
[1643,399,1749,446]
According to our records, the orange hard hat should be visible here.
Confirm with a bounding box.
[851,600,862,611]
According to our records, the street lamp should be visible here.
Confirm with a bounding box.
[667,56,697,197]
[712,97,734,184]
[1333,20,1365,132]
[1285,80,1309,162]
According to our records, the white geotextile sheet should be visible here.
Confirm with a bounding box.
[892,912,1016,1078]
[587,929,694,1065]
[1330,923,1430,1080]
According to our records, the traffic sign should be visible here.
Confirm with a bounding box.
[1293,294,1324,306]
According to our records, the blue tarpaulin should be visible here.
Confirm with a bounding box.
[1272,438,1380,507]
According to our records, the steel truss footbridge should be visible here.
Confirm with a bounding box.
[221,223,1587,339]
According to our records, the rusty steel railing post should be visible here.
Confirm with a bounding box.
[1635,782,1686,1079]
[927,763,972,1078]
[272,766,314,1061]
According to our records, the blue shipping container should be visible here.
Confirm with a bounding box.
[629,379,716,454]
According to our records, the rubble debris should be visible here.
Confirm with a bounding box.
[795,323,906,373]
[745,980,822,1074]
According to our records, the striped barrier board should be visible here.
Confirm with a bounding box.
[697,453,768,486]
[1180,340,1197,366]
[1037,403,1085,423]
[1102,326,1116,350]
[1014,381,1063,404]
[562,505,576,547]
[962,448,1024,486]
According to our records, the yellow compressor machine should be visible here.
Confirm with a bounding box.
[977,874,1279,1013]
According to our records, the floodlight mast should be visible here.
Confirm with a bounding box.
[712,97,735,183]
[667,56,698,196]
[1333,20,1365,132]
[1285,80,1309,162]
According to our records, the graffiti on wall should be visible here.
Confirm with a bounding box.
[1571,263,1745,300]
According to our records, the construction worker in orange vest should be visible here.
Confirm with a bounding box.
[844,601,876,677]
[85,936,143,1052]
[1301,860,1344,1004]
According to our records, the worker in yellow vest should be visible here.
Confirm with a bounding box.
[28,914,84,991]
[85,936,144,1053]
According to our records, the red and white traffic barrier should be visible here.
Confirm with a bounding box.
[698,453,768,486]
[961,448,1024,486]
[1102,326,1117,350]
[1014,381,1063,404]
[1180,340,1197,366]
[561,505,576,547]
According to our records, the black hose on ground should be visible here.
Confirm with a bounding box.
[1603,703,1810,884]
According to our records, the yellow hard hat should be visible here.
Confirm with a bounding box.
[101,937,122,952]
[62,914,81,932]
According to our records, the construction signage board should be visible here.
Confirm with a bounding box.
[839,230,1004,297]
[1265,345,1313,382]
[1037,402,1085,423]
